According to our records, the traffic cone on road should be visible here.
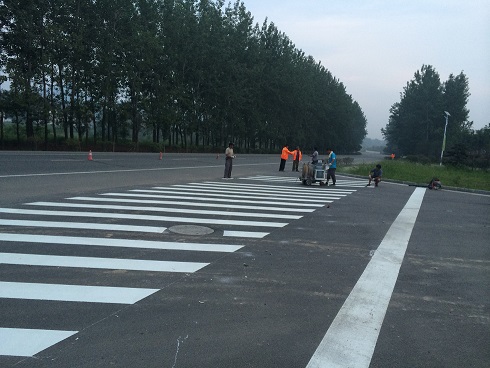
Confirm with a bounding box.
[159,152,163,160]
[88,150,93,161]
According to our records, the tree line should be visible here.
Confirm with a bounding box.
[383,65,489,168]
[0,0,367,153]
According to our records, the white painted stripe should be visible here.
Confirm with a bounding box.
[183,182,354,195]
[239,176,365,188]
[0,328,77,357]
[306,188,426,368]
[0,281,159,304]
[0,208,287,228]
[0,162,274,179]
[0,233,243,253]
[0,252,208,273]
[68,196,316,213]
[133,189,336,203]
[223,231,269,238]
[203,181,357,193]
[0,219,165,233]
[102,192,325,207]
[162,185,345,198]
[28,202,302,220]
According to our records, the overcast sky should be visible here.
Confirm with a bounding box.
[241,0,490,139]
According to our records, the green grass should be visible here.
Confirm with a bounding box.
[338,161,490,192]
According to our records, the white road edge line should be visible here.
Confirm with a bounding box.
[306,187,426,368]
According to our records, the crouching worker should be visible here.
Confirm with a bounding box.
[367,164,382,187]
[428,178,442,190]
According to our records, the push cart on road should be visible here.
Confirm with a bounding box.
[300,161,327,186]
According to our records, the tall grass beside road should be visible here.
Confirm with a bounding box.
[339,161,490,192]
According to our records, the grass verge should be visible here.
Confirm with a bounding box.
[338,161,490,192]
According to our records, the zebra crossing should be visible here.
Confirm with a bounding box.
[0,174,365,358]
[240,174,369,187]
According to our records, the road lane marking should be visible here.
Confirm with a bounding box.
[27,202,303,220]
[0,233,243,253]
[177,182,354,196]
[133,189,338,203]
[223,231,269,238]
[0,163,276,179]
[0,281,159,304]
[159,186,347,198]
[306,187,426,368]
[226,179,358,192]
[0,219,166,233]
[0,252,209,273]
[0,208,287,228]
[102,192,325,207]
[68,196,316,213]
[0,328,78,357]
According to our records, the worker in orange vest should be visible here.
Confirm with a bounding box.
[279,145,293,171]
[291,146,302,172]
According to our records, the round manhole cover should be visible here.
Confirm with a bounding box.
[168,225,214,236]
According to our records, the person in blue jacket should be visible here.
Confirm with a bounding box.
[326,148,336,186]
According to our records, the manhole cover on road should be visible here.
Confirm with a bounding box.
[168,225,214,236]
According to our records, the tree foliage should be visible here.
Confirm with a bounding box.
[0,0,367,152]
[382,65,484,158]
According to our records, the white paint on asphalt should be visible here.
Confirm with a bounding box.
[223,231,269,238]
[160,185,347,198]
[240,176,368,188]
[27,201,303,220]
[133,189,338,203]
[0,252,209,273]
[0,328,78,357]
[306,187,426,368]
[180,182,355,195]
[0,208,287,228]
[0,162,275,179]
[0,281,159,304]
[102,192,325,207]
[0,233,243,252]
[68,196,316,213]
[0,219,166,233]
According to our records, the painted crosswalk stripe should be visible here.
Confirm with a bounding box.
[0,252,208,273]
[224,181,357,193]
[68,196,316,213]
[27,202,303,220]
[0,208,287,228]
[0,281,159,304]
[102,192,325,207]
[240,176,367,187]
[178,182,352,196]
[242,175,298,182]
[194,182,356,195]
[223,231,269,238]
[158,185,346,199]
[0,233,243,253]
[0,327,78,357]
[0,219,166,233]
[132,189,334,203]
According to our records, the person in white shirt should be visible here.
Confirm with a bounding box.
[223,142,235,178]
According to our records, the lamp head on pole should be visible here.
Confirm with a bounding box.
[444,111,451,117]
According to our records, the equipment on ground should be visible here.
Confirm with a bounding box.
[300,161,327,186]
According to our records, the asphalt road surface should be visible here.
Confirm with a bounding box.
[0,151,488,368]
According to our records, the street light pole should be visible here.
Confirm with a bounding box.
[440,111,450,166]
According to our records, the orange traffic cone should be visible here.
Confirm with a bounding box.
[88,150,93,161]
[159,152,163,160]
